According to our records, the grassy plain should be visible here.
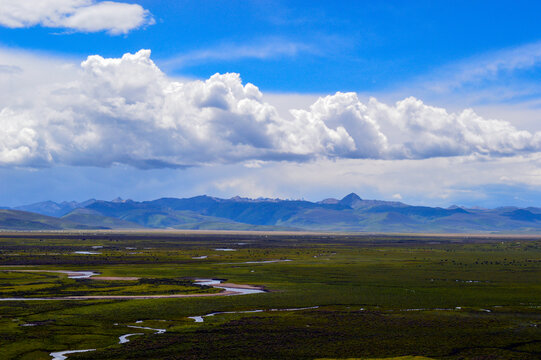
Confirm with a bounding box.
[0,231,540,359]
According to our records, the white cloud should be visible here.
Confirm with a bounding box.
[208,154,541,207]
[162,38,315,69]
[0,0,154,34]
[426,41,541,93]
[1,48,541,169]
[390,40,541,112]
[0,64,22,74]
[367,96,539,158]
[288,93,387,158]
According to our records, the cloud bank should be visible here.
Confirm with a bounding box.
[0,0,154,34]
[1,49,540,169]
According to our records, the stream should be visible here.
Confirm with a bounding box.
[45,278,263,359]
[188,306,319,323]
[50,349,96,360]
[193,279,265,295]
[1,276,264,301]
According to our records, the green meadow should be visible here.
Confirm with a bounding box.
[0,232,540,359]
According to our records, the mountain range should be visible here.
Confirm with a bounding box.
[2,193,541,233]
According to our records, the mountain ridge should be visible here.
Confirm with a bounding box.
[3,193,541,233]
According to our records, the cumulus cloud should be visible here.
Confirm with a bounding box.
[289,93,388,158]
[0,0,154,34]
[367,97,539,158]
[1,49,541,169]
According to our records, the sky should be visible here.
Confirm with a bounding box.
[1,0,541,208]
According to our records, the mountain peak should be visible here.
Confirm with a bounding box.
[111,197,133,203]
[342,192,361,201]
[318,198,340,204]
[339,193,363,209]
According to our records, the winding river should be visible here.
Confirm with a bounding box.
[37,277,264,359]
[0,273,265,301]
[1,270,268,359]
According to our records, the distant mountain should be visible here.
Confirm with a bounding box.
[318,198,340,205]
[338,193,405,210]
[15,199,96,217]
[61,208,145,229]
[365,205,468,218]
[0,209,102,230]
[501,209,541,222]
[525,207,541,215]
[339,193,363,208]
[4,193,541,233]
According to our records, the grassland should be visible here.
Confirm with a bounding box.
[0,231,540,359]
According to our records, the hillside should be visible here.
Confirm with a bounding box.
[0,209,100,230]
[60,208,145,229]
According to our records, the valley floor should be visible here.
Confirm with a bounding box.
[0,231,540,359]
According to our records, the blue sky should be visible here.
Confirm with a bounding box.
[4,1,541,92]
[1,0,541,207]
